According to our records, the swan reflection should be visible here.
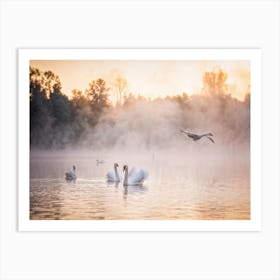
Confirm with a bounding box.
[123,185,148,197]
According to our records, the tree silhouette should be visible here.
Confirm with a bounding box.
[86,78,110,109]
[30,67,72,148]
[29,66,250,149]
[85,78,111,127]
[30,67,53,147]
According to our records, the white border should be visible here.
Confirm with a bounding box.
[18,48,262,231]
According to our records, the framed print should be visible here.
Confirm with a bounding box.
[2,0,280,279]
[18,48,262,231]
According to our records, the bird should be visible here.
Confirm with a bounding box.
[123,165,148,186]
[96,159,106,164]
[106,163,122,183]
[65,165,77,181]
[180,129,215,143]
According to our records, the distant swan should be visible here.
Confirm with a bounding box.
[123,165,148,186]
[65,165,77,181]
[96,159,106,164]
[106,163,121,182]
[180,129,215,143]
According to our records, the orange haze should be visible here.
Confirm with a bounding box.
[30,60,250,101]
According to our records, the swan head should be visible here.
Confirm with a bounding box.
[208,133,214,136]
[123,165,128,172]
[114,163,119,168]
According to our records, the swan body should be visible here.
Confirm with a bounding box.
[65,165,77,181]
[180,129,215,143]
[123,165,148,186]
[106,163,121,182]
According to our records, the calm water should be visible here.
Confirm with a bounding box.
[30,151,250,220]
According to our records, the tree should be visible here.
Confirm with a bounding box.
[244,85,250,106]
[42,70,62,96]
[30,67,72,148]
[123,92,137,108]
[71,89,88,109]
[165,92,189,110]
[86,79,110,107]
[69,89,92,143]
[112,74,128,106]
[84,78,111,128]
[202,68,228,96]
[30,67,53,147]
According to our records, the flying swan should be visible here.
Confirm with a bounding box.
[65,165,77,181]
[180,129,215,143]
[106,163,122,183]
[123,165,148,186]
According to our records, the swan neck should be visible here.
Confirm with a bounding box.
[114,166,120,181]
[123,168,128,186]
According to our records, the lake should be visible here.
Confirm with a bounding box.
[30,149,250,220]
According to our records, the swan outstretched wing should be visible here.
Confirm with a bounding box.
[180,129,197,138]
[206,136,215,143]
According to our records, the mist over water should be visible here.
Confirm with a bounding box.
[30,143,250,220]
[29,65,250,220]
[68,94,250,151]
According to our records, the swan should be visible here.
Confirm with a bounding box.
[180,129,215,143]
[65,165,77,181]
[123,165,148,186]
[106,163,121,182]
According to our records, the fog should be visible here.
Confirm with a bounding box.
[31,93,250,183]
[91,98,248,149]
[30,66,250,167]
[29,65,251,220]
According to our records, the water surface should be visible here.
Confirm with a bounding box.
[30,151,250,220]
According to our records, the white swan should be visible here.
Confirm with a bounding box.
[65,165,77,181]
[180,129,215,143]
[123,165,148,186]
[106,163,121,182]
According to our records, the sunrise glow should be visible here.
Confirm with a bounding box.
[30,60,250,102]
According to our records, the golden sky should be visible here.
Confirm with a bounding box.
[30,60,250,101]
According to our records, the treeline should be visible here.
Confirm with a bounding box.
[30,67,250,149]
[30,67,112,148]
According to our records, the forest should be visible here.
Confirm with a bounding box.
[30,66,250,150]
